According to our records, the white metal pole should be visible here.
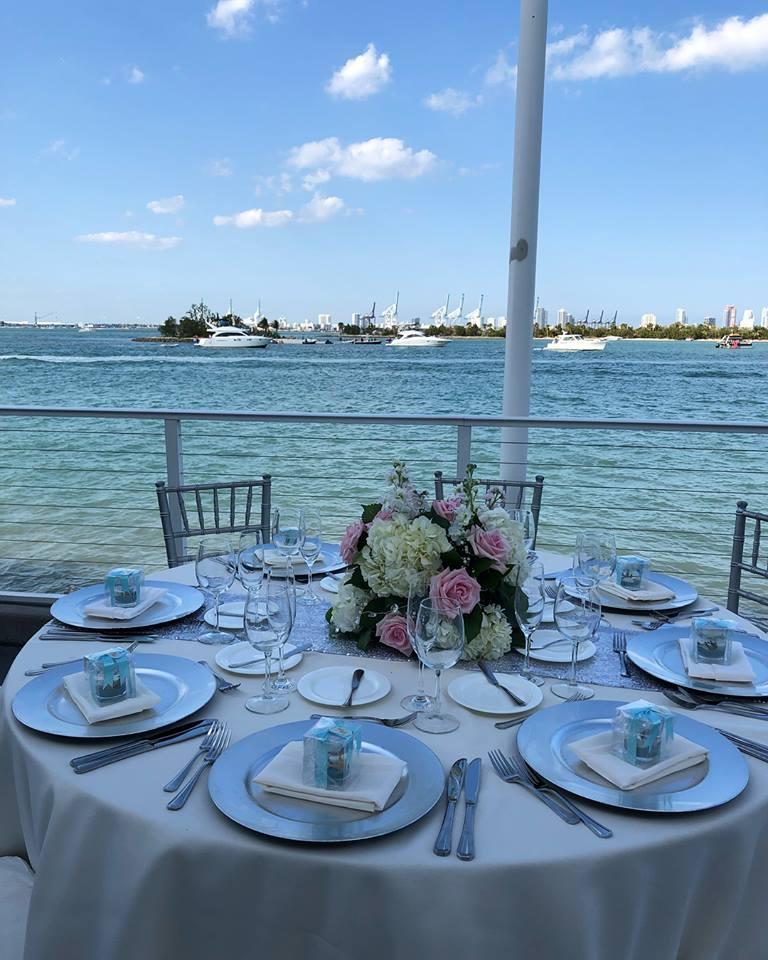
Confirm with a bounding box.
[501,0,548,482]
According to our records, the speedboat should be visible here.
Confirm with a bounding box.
[544,334,606,352]
[716,334,752,349]
[386,329,450,348]
[195,326,270,349]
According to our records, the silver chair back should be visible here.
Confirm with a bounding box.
[727,500,768,625]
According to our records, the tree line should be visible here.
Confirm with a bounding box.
[158,301,280,338]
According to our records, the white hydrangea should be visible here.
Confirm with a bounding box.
[448,503,474,542]
[330,578,369,633]
[461,604,513,661]
[358,514,450,597]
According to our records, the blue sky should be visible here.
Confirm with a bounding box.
[1,0,766,326]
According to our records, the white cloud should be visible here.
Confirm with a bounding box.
[77,231,181,250]
[128,66,145,84]
[254,172,293,196]
[550,14,768,80]
[213,207,293,228]
[302,169,331,191]
[147,195,185,215]
[298,193,345,223]
[207,0,279,37]
[424,88,482,116]
[288,136,436,182]
[326,43,391,99]
[43,139,80,161]
[485,51,517,87]
[0,197,16,207]
[208,158,233,177]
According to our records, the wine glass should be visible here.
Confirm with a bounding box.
[551,576,601,700]
[271,569,298,694]
[272,507,305,578]
[514,560,546,686]
[511,508,537,558]
[237,530,264,593]
[243,583,290,714]
[574,530,616,589]
[411,598,464,734]
[195,535,236,645]
[400,580,433,713]
[298,508,323,605]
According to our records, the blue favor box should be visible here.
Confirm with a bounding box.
[105,567,143,607]
[691,617,734,665]
[615,556,651,590]
[613,699,673,768]
[84,647,137,704]
[302,717,362,790]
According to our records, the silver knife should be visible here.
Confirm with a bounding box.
[457,758,481,861]
[433,758,467,857]
[71,720,215,773]
[229,642,313,669]
[477,659,527,707]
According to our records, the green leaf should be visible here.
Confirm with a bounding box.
[347,566,367,589]
[361,503,383,524]
[441,547,463,570]
[325,607,333,624]
[477,568,503,592]
[464,605,483,643]
[470,557,495,576]
[426,507,450,530]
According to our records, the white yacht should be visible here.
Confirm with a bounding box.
[544,334,606,352]
[387,329,450,348]
[195,326,270,349]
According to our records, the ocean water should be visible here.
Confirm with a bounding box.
[1,327,766,600]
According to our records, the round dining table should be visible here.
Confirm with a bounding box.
[2,554,768,960]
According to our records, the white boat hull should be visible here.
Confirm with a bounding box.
[545,340,606,352]
[196,337,270,349]
[388,339,448,347]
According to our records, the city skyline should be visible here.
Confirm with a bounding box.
[1,1,767,324]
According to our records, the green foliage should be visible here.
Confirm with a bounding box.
[463,605,483,643]
[440,547,464,570]
[257,317,270,331]
[361,503,383,524]
[159,315,178,337]
[426,507,450,530]
[347,566,367,589]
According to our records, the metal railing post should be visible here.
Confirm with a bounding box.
[456,425,472,476]
[164,418,186,558]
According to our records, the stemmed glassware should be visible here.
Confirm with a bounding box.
[400,581,433,713]
[411,598,465,735]
[552,575,601,700]
[272,507,305,576]
[237,530,264,594]
[243,581,291,714]
[271,569,298,695]
[514,560,546,687]
[511,508,537,558]
[298,509,323,605]
[195,535,236,645]
[574,529,616,589]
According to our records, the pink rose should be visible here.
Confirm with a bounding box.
[432,496,462,522]
[467,525,510,572]
[375,508,394,522]
[375,613,413,657]
[340,520,366,564]
[429,567,481,615]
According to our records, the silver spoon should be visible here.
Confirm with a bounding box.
[343,668,365,706]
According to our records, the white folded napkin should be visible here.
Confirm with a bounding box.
[572,730,708,791]
[253,741,406,812]
[263,550,322,568]
[600,578,676,603]
[83,586,167,621]
[678,638,756,683]
[63,672,161,724]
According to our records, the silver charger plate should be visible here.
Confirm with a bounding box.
[626,625,768,697]
[50,580,205,631]
[12,654,217,739]
[565,571,698,613]
[209,720,445,842]
[517,699,748,813]
[261,541,347,580]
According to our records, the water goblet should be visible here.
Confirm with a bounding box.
[511,508,537,558]
[243,584,289,714]
[195,535,236,645]
[514,560,546,686]
[551,576,601,700]
[400,581,433,713]
[574,529,616,589]
[271,571,298,694]
[272,507,305,579]
[298,509,323,605]
[237,530,264,594]
[411,598,465,734]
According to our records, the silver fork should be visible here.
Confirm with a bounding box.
[520,762,613,838]
[663,689,768,721]
[25,639,142,676]
[163,720,223,792]
[487,749,579,823]
[197,661,241,692]
[612,630,631,677]
[166,724,231,810]
[544,584,558,600]
[494,689,586,729]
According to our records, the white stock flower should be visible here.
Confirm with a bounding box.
[359,515,450,597]
[331,579,369,633]
[461,604,513,660]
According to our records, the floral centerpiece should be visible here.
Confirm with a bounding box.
[327,461,529,660]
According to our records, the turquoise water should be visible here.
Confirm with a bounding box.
[1,327,766,598]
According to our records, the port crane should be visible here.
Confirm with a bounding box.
[431,295,450,327]
[381,293,399,327]
[446,293,465,325]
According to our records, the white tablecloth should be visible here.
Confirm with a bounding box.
[2,559,768,960]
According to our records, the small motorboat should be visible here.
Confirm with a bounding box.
[544,334,606,352]
[386,329,449,348]
[715,334,752,349]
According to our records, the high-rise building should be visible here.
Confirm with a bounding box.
[761,307,768,329]
[703,316,716,327]
[740,309,755,330]
[640,313,657,328]
[317,313,331,328]
[723,305,737,327]
[556,308,568,326]
[675,308,688,325]
[534,307,547,327]
[351,312,361,327]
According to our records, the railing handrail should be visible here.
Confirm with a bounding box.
[1,405,768,434]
